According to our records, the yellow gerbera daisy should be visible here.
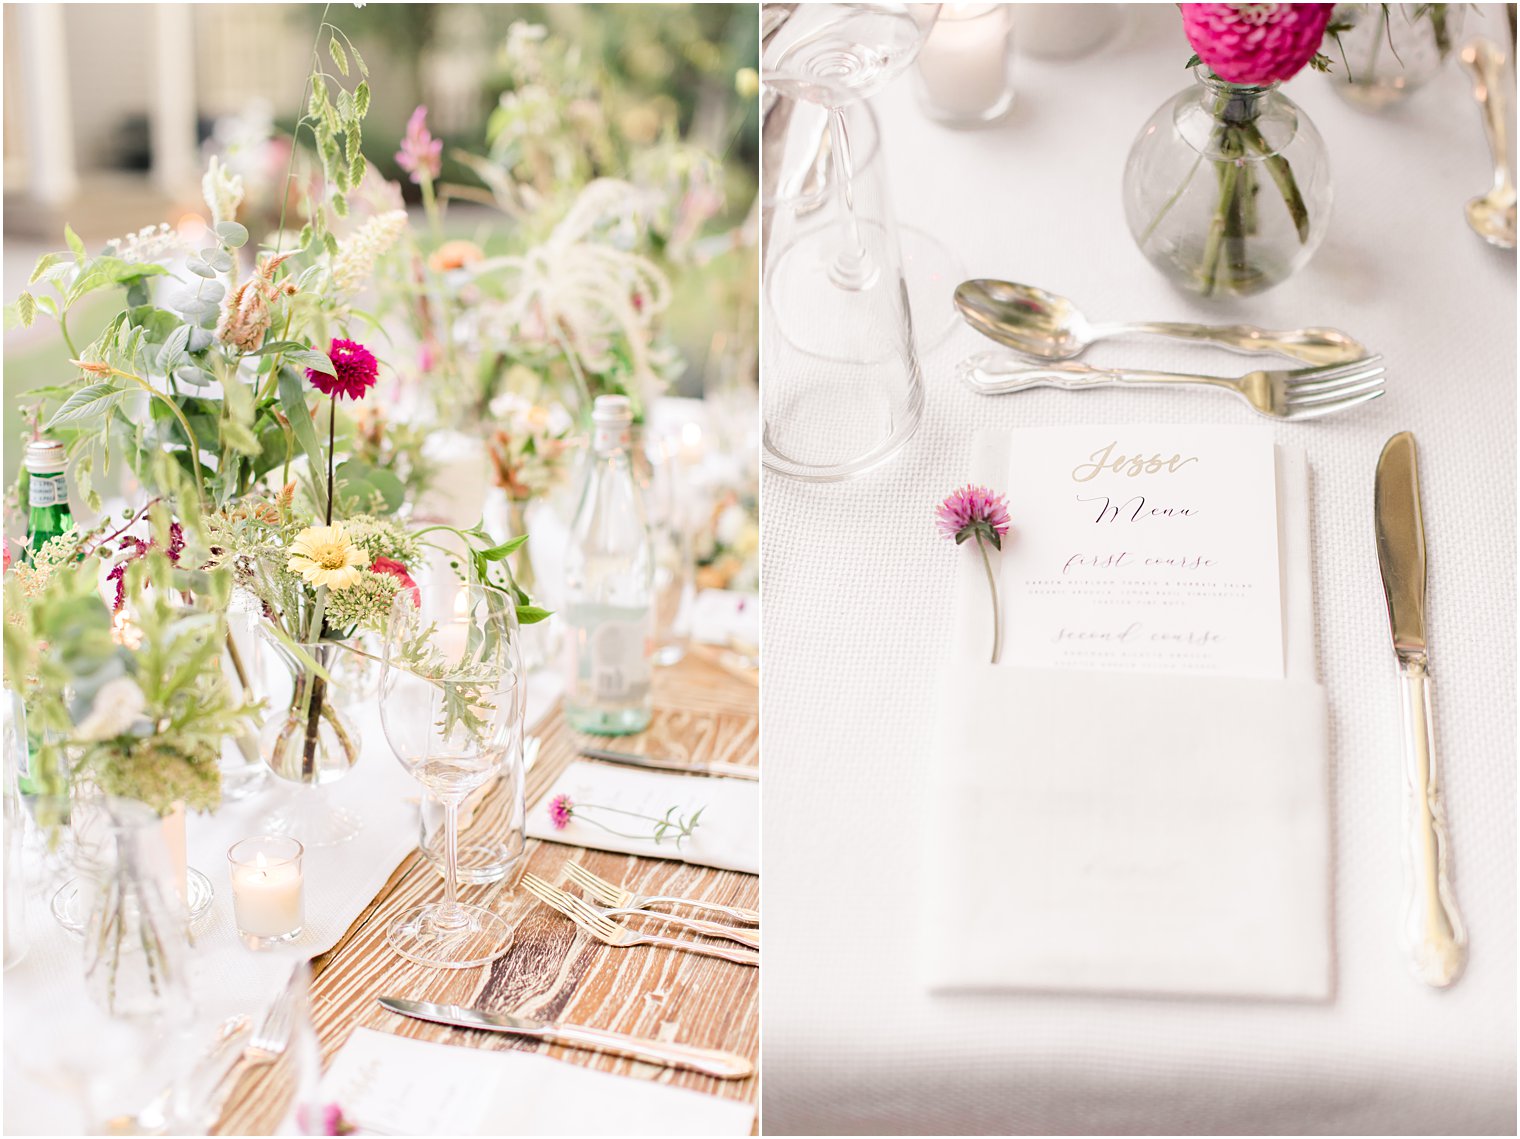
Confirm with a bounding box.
[287,524,366,590]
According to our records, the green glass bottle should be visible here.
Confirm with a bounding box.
[24,438,73,560]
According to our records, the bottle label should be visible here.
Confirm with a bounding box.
[588,616,651,701]
[28,473,68,509]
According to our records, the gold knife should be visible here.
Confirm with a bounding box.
[1374,431,1467,988]
[377,997,754,1079]
[579,746,760,781]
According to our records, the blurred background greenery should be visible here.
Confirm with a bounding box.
[3,3,757,484]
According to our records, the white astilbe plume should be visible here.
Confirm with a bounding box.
[477,179,671,407]
[202,156,245,225]
[330,209,408,295]
[75,677,147,741]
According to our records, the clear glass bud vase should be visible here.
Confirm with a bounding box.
[1330,3,1464,112]
[259,632,362,846]
[1123,69,1332,298]
[79,798,192,1022]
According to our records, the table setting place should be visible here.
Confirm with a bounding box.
[759,3,1514,1136]
[2,7,760,1136]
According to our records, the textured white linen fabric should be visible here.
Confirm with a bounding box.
[3,674,562,1135]
[760,7,1516,1134]
[923,439,1331,999]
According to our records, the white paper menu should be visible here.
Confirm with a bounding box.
[992,425,1283,679]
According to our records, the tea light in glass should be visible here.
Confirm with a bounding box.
[228,835,304,948]
[913,4,1016,128]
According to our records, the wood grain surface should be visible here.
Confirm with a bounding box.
[214,648,758,1134]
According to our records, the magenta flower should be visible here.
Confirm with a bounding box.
[395,105,443,184]
[936,485,1011,549]
[1181,3,1334,86]
[938,485,1011,665]
[307,338,379,401]
[549,793,573,830]
[296,1102,356,1136]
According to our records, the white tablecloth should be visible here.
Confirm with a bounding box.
[760,7,1517,1134]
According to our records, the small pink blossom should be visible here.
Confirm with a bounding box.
[395,106,443,184]
[548,793,573,830]
[1181,3,1335,86]
[936,485,1011,548]
[296,1102,356,1136]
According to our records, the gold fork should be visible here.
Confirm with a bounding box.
[552,864,758,948]
[563,862,760,926]
[522,875,759,966]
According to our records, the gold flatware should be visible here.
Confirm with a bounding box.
[522,874,759,966]
[1375,430,1467,988]
[1459,38,1517,250]
[564,861,760,925]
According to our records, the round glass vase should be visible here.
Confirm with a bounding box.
[1329,3,1464,112]
[1123,69,1332,298]
[258,631,362,847]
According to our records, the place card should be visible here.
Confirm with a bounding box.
[527,761,758,874]
[321,1028,755,1136]
[992,425,1283,678]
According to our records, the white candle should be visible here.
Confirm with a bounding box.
[914,4,1015,123]
[228,836,304,945]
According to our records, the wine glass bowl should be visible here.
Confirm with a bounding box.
[380,584,520,969]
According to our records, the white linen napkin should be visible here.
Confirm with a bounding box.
[527,761,759,874]
[922,437,1331,1000]
[319,1028,756,1136]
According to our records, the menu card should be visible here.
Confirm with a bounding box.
[994,425,1283,678]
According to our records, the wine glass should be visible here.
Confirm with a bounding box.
[763,4,963,344]
[380,583,520,968]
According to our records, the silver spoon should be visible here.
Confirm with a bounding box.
[954,279,1367,366]
[1459,38,1517,250]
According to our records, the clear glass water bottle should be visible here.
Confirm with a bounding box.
[24,437,73,560]
[562,396,655,735]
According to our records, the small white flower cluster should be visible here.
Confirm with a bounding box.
[75,677,147,742]
[102,223,185,265]
[202,155,245,226]
[330,209,409,295]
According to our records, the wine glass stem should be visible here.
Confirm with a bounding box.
[826,107,879,291]
[439,797,466,925]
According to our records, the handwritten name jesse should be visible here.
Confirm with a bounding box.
[1076,494,1198,524]
[1071,441,1199,483]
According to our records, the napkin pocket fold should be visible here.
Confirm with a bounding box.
[923,664,1331,1001]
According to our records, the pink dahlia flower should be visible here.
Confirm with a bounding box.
[936,485,1012,550]
[1181,3,1334,86]
[548,794,573,831]
[395,105,443,184]
[307,338,379,401]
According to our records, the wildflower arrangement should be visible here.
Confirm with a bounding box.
[2,490,258,825]
[484,387,576,502]
[937,485,1012,665]
[384,19,755,428]
[8,18,405,517]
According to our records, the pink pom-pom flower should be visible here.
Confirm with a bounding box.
[548,794,573,831]
[936,485,1012,550]
[1181,3,1334,86]
[307,338,378,401]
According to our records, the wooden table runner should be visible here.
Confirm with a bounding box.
[215,648,759,1134]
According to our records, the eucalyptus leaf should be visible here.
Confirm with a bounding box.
[186,258,216,279]
[206,249,234,273]
[187,327,213,352]
[214,221,249,248]
[172,365,212,388]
